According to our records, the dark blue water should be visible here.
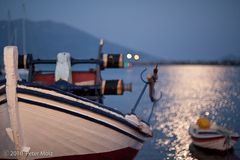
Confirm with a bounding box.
[103,65,240,160]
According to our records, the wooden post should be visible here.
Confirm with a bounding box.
[4,46,23,159]
[96,39,104,103]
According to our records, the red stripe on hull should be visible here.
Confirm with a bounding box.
[191,136,224,142]
[36,147,138,160]
[191,136,239,142]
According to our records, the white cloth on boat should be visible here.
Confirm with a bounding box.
[55,52,72,83]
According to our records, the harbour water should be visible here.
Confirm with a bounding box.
[1,65,240,159]
[103,65,240,160]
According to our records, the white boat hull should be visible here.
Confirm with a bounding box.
[191,136,238,151]
[0,81,151,160]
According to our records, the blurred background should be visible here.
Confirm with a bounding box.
[1,1,240,160]
[1,0,240,61]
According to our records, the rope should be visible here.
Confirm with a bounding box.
[131,68,149,114]
[131,83,148,114]
[217,128,232,149]
[147,91,162,123]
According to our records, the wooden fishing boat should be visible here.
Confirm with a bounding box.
[0,40,157,160]
[189,117,239,151]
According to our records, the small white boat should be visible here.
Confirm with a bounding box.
[189,118,239,151]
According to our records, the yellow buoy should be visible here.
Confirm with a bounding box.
[196,117,210,129]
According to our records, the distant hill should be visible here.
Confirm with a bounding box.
[1,20,239,68]
[0,20,156,66]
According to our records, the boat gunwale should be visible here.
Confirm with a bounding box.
[17,80,123,114]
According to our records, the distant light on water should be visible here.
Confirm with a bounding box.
[126,53,140,61]
[134,54,140,61]
[127,53,132,59]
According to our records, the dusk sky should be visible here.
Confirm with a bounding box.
[0,0,240,60]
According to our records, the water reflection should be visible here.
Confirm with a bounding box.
[149,66,240,160]
[104,65,240,160]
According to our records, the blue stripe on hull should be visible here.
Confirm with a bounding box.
[0,79,6,85]
[0,85,5,96]
[0,99,7,105]
[18,97,144,143]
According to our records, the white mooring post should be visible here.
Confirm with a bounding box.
[4,46,27,159]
